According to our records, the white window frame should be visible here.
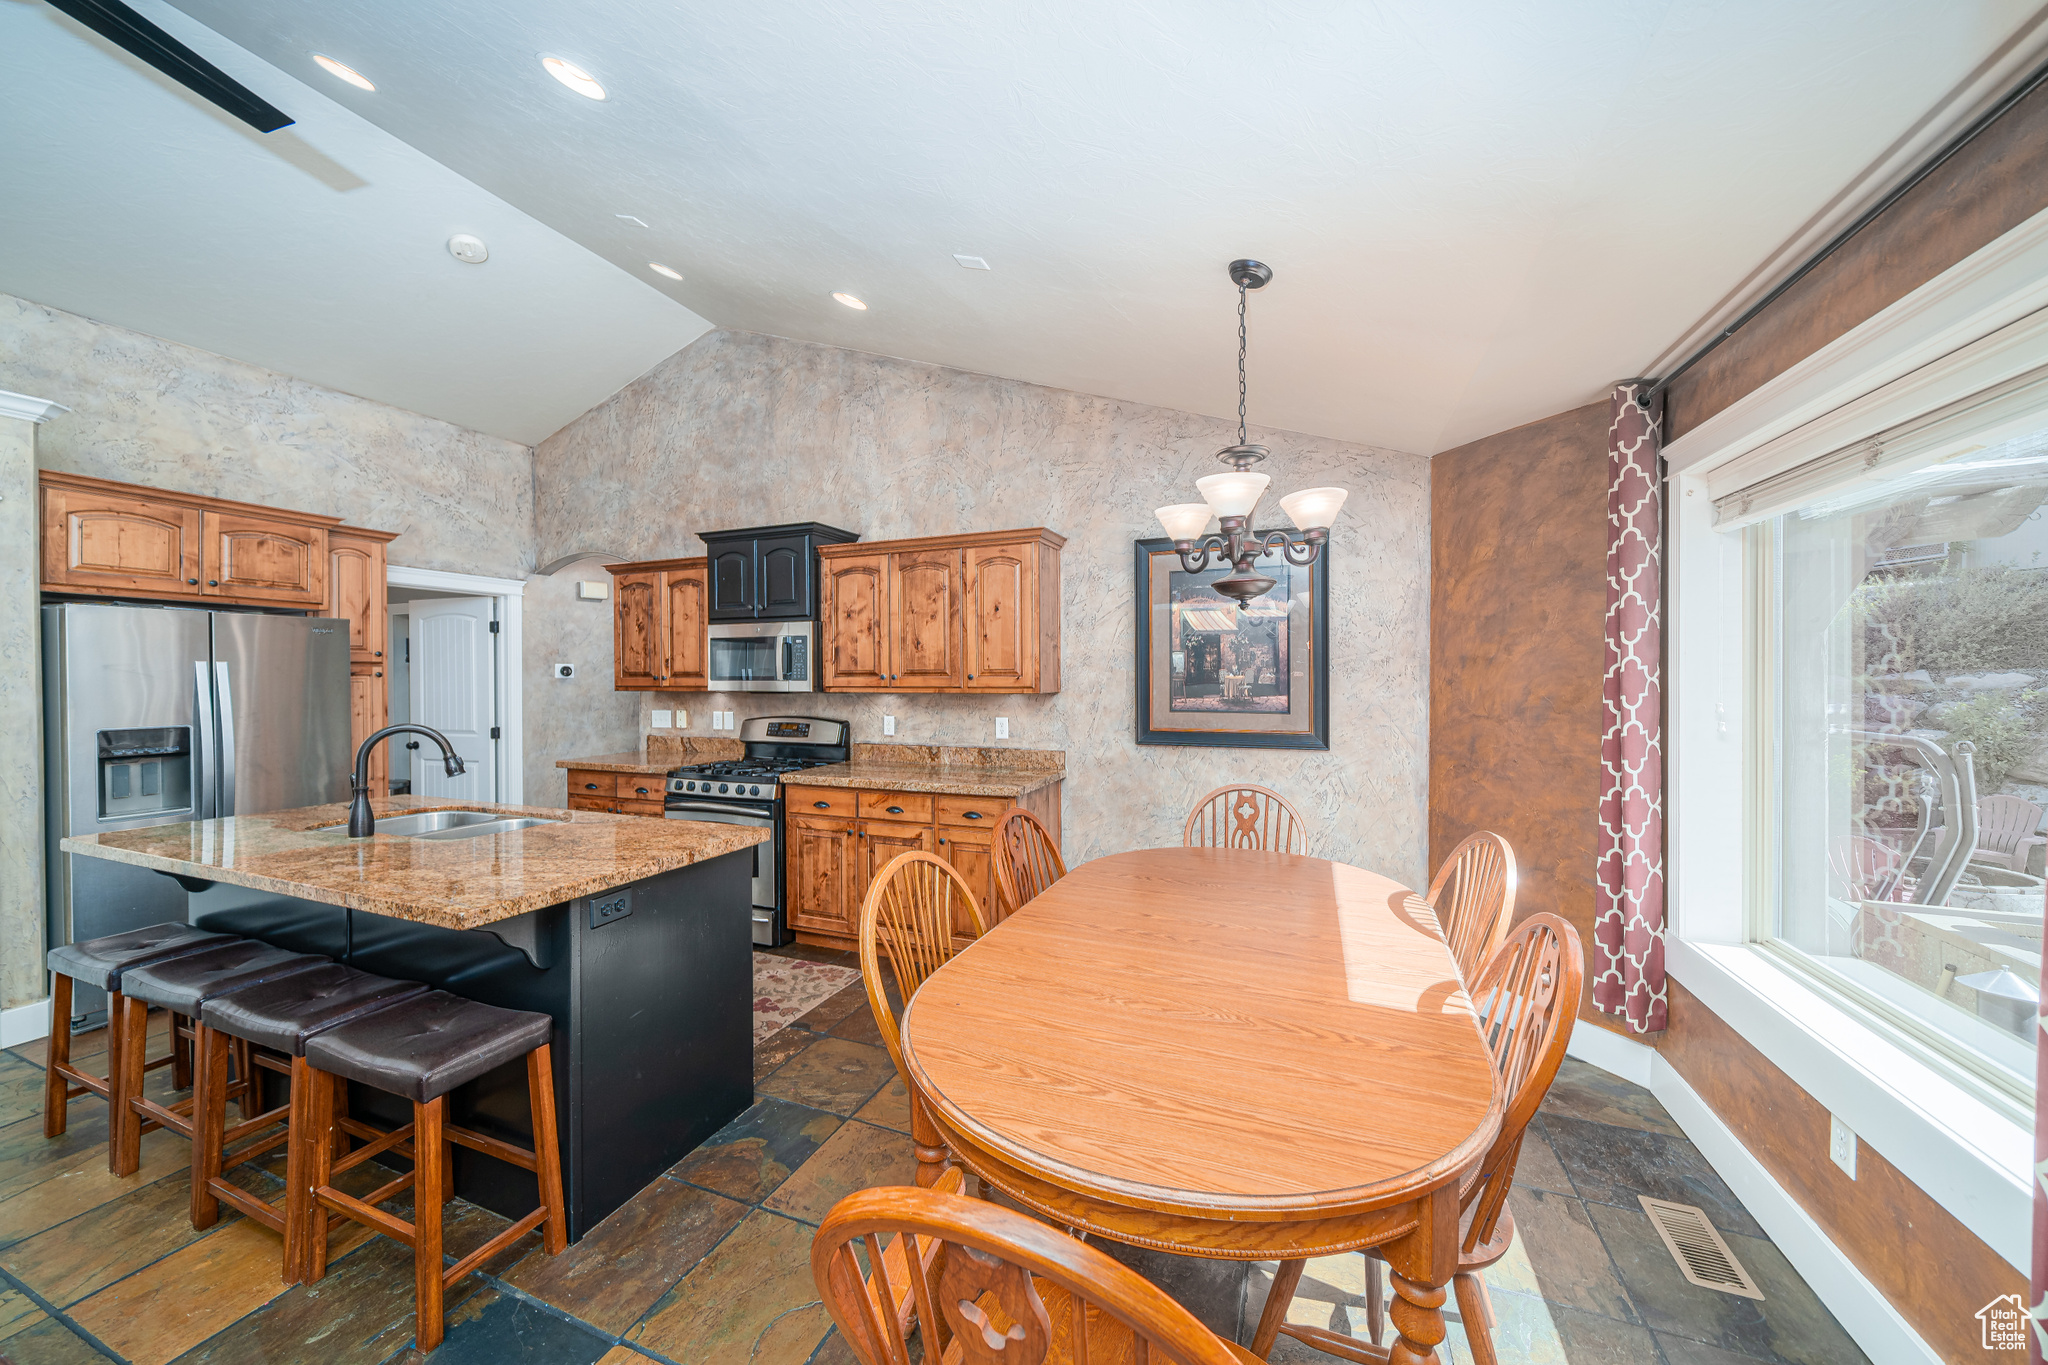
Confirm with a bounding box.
[1666,204,2048,1276]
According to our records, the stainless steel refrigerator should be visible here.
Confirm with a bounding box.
[43,603,353,1023]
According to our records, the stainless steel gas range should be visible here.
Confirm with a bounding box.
[663,716,850,946]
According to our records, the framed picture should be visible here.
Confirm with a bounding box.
[1133,535,1329,750]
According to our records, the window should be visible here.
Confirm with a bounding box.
[1754,417,2048,1101]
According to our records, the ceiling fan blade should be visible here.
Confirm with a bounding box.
[44,0,293,132]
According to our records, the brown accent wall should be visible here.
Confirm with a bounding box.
[1659,981,2021,1361]
[1666,79,2048,441]
[1428,400,1628,1035]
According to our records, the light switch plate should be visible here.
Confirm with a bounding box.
[674,709,688,728]
[883,714,897,736]
[651,709,672,729]
[1828,1114,1856,1178]
[995,717,1009,739]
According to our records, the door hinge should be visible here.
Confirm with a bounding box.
[489,620,500,634]
[490,726,501,739]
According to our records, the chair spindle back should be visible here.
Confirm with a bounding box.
[1426,831,1517,983]
[992,809,1066,917]
[1181,784,1307,855]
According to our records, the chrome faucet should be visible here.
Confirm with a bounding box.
[349,724,465,837]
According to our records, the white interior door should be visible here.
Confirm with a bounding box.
[407,596,497,801]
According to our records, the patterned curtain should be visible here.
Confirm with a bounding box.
[1594,381,1667,1032]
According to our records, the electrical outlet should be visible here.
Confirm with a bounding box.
[995,717,1009,739]
[675,709,688,728]
[1828,1114,1856,1178]
[883,714,897,736]
[651,709,672,729]
[589,889,633,929]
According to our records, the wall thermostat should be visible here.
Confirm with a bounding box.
[576,580,610,601]
[554,662,576,679]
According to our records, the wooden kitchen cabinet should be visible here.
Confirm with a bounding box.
[39,472,345,609]
[606,557,710,692]
[347,672,386,794]
[561,767,668,816]
[817,529,1062,693]
[783,779,1063,950]
[328,527,395,666]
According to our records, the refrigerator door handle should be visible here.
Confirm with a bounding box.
[193,660,217,818]
[215,661,236,816]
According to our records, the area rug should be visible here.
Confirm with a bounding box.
[753,956,859,1042]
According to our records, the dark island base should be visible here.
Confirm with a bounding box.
[184,850,755,1242]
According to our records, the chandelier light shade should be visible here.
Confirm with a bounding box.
[1154,259,1346,605]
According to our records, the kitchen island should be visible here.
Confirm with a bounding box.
[63,796,767,1241]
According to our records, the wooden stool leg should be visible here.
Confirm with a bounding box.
[527,1044,567,1255]
[282,1057,320,1284]
[1454,1271,1497,1365]
[331,1081,351,1162]
[42,975,73,1139]
[1364,1250,1385,1345]
[190,1025,232,1229]
[303,1068,336,1284]
[171,1012,193,1090]
[1251,1258,1307,1358]
[233,1038,257,1121]
[413,1097,447,1353]
[109,994,149,1177]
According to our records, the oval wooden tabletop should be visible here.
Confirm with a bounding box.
[900,847,1501,1221]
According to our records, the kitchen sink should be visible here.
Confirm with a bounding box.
[322,809,561,839]
[409,817,559,841]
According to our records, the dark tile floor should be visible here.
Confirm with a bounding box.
[0,947,1869,1365]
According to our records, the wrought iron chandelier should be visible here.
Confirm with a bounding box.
[1154,259,1347,606]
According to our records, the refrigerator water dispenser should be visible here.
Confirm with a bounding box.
[97,727,192,820]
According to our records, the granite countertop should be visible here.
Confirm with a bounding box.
[555,751,675,775]
[787,761,1064,798]
[61,796,768,932]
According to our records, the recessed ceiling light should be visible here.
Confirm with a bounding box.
[312,54,375,91]
[539,54,606,100]
[649,263,682,281]
[832,292,867,310]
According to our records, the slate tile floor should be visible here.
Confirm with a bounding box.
[0,947,1868,1365]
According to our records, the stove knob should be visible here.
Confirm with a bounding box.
[749,785,761,796]
[684,781,695,792]
[718,783,729,793]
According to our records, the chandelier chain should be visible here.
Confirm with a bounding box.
[1237,280,1248,445]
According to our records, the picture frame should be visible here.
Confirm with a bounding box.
[1133,535,1330,750]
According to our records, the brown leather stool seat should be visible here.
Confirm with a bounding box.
[301,991,566,1351]
[114,942,325,1174]
[193,966,428,1271]
[42,922,233,1156]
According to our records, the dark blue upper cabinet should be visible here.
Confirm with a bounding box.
[700,523,860,621]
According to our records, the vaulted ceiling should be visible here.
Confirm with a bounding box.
[8,0,2044,452]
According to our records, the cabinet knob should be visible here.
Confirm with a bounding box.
[585,782,599,790]
[968,674,974,680]
[814,801,831,809]
[208,579,219,586]
[187,578,199,585]
[375,650,383,657]
[886,805,903,815]
[938,837,946,845]
[374,671,382,678]
[963,811,982,820]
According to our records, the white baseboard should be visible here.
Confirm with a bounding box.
[1565,1017,1657,1086]
[1650,1059,1940,1365]
[1,997,51,1048]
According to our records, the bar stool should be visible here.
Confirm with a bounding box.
[115,942,326,1176]
[301,991,567,1352]
[193,965,427,1276]
[43,923,233,1152]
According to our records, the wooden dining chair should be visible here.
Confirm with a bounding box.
[1182,784,1307,854]
[814,1178,1259,1365]
[859,851,988,1187]
[1426,831,1518,983]
[1269,913,1583,1365]
[993,808,1066,917]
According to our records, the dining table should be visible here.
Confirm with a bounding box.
[899,846,1502,1364]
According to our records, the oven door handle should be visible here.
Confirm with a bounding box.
[663,801,775,824]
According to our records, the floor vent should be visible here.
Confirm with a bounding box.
[1639,1196,1765,1300]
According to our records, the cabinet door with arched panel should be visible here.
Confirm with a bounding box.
[611,570,663,689]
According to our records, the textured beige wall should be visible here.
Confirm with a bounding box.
[0,413,43,1011]
[1,294,535,578]
[534,330,1431,879]
[523,556,643,802]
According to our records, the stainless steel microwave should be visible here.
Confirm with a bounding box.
[706,620,816,692]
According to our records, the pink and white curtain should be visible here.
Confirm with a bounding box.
[1595,382,1666,1033]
